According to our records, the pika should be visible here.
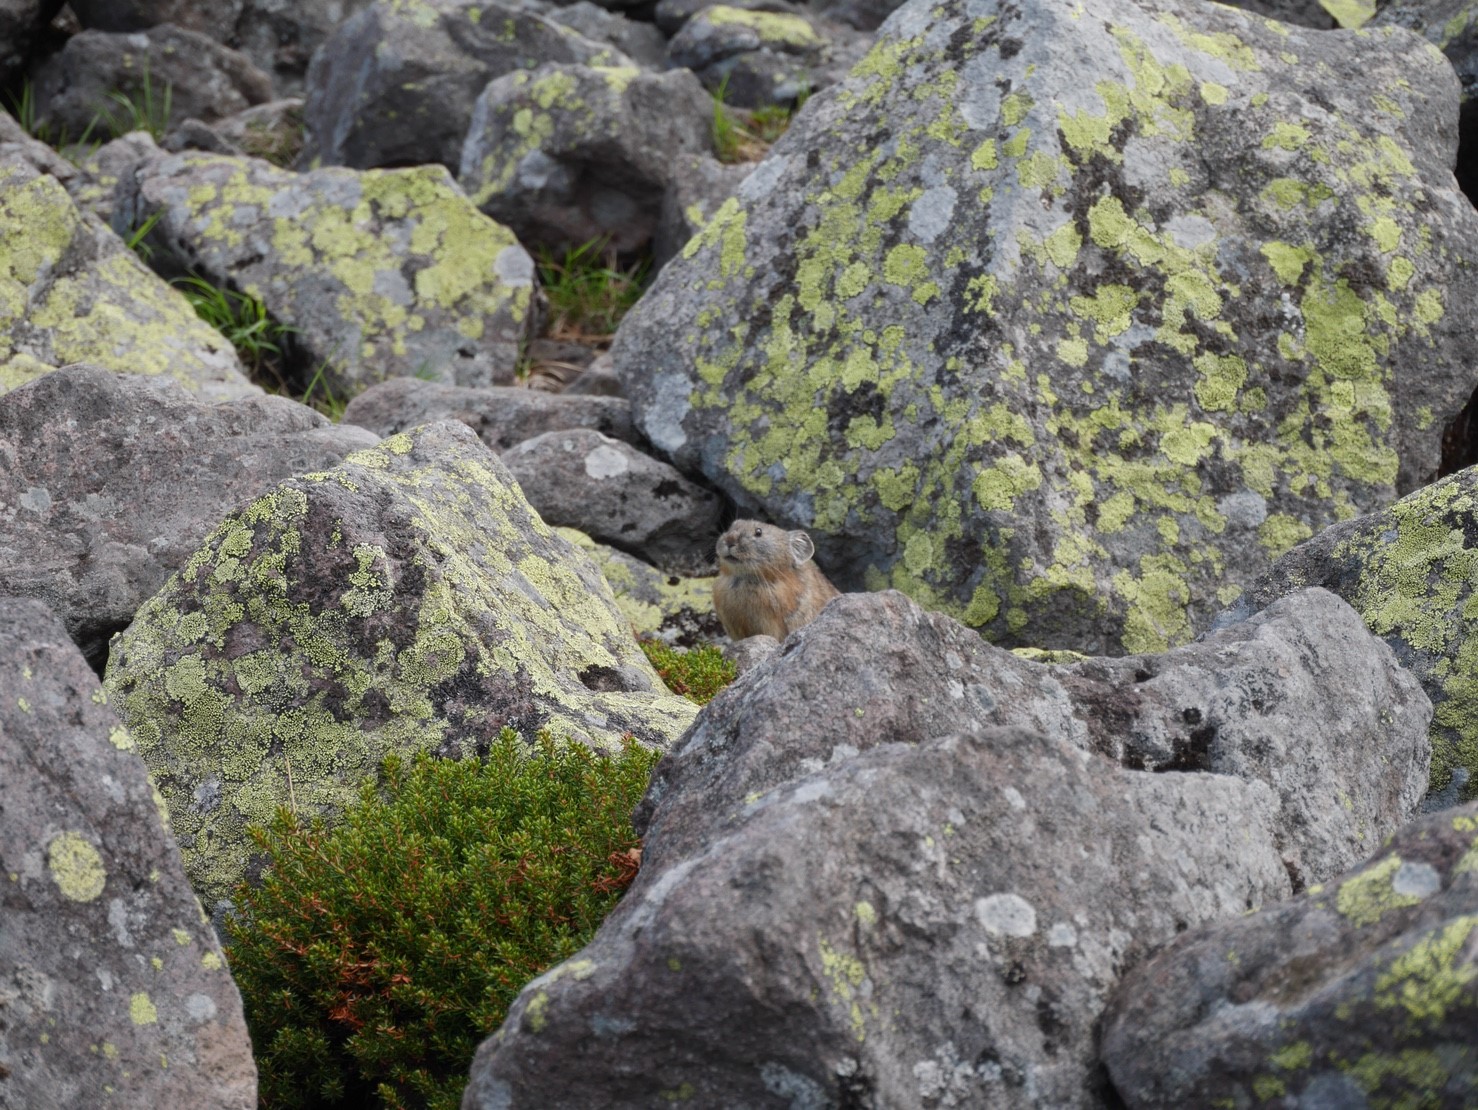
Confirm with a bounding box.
[712,519,840,641]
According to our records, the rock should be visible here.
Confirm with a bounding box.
[721,629,776,670]
[0,155,255,401]
[63,131,163,227]
[66,0,242,37]
[121,151,536,399]
[463,722,1292,1109]
[0,104,79,184]
[546,1,668,69]
[460,63,715,257]
[0,597,257,1108]
[0,364,377,669]
[556,526,724,645]
[0,0,60,85]
[652,0,796,38]
[667,5,825,106]
[231,0,378,97]
[561,352,624,396]
[1214,0,1336,27]
[635,588,1427,885]
[162,99,305,168]
[612,0,1478,656]
[340,376,634,451]
[103,420,699,911]
[655,152,750,269]
[1101,799,1478,1109]
[301,0,629,172]
[1223,465,1478,809]
[806,0,908,31]
[31,25,274,142]
[502,428,726,576]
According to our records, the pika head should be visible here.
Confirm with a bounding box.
[712,519,840,641]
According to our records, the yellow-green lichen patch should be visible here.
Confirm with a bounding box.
[47,831,106,902]
[554,528,718,639]
[104,425,696,907]
[817,936,872,1043]
[702,6,820,49]
[1372,915,1478,1026]
[0,163,249,399]
[145,153,531,398]
[129,992,158,1025]
[1336,855,1422,928]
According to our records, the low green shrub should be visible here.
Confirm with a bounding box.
[224,731,660,1109]
[639,640,736,705]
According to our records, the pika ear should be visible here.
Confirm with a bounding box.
[786,529,816,565]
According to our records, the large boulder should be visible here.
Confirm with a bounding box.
[459,63,715,257]
[0,364,377,669]
[0,155,255,400]
[301,0,629,172]
[1224,465,1478,808]
[231,0,378,96]
[30,24,274,142]
[103,420,699,912]
[120,151,536,399]
[462,586,1428,1108]
[556,526,724,645]
[613,0,1478,656]
[1102,799,1478,1108]
[0,597,256,1108]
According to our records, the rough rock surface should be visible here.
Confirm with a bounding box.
[31,25,274,141]
[637,588,1428,884]
[340,376,634,451]
[163,99,305,169]
[103,421,698,911]
[0,106,79,184]
[0,597,257,1108]
[547,2,668,68]
[1224,466,1478,808]
[0,0,58,85]
[1102,800,1478,1109]
[0,155,255,400]
[301,0,628,172]
[655,153,751,268]
[667,5,826,106]
[121,151,535,398]
[614,0,1478,656]
[0,364,377,669]
[232,0,378,96]
[464,721,1292,1109]
[555,526,723,645]
[503,428,725,575]
[460,63,714,256]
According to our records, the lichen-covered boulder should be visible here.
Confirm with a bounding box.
[122,151,536,398]
[464,722,1292,1109]
[0,364,377,669]
[546,2,669,69]
[667,6,827,106]
[0,597,257,1108]
[1224,466,1478,808]
[656,152,750,268]
[103,420,699,911]
[614,0,1478,656]
[556,526,723,645]
[31,24,274,142]
[0,155,256,400]
[503,428,726,575]
[301,0,629,172]
[459,63,715,256]
[341,376,634,450]
[1101,800,1478,1109]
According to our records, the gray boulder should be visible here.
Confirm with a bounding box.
[666,5,825,106]
[613,0,1478,657]
[655,152,751,268]
[1222,464,1478,809]
[1102,799,1478,1108]
[460,63,715,257]
[0,364,377,669]
[465,723,1292,1109]
[231,0,378,97]
[0,597,256,1108]
[638,588,1428,885]
[546,1,668,68]
[502,428,726,575]
[652,0,796,37]
[162,98,305,168]
[340,376,634,450]
[301,0,629,171]
[0,155,255,400]
[0,0,60,84]
[65,0,241,36]
[103,420,699,912]
[31,24,274,142]
[121,150,536,399]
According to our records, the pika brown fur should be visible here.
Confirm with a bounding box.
[712,519,840,641]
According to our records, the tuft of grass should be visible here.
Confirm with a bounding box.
[300,359,347,422]
[224,731,660,1110]
[97,64,174,141]
[4,78,100,157]
[710,76,805,164]
[172,274,295,381]
[640,640,737,705]
[534,238,651,344]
